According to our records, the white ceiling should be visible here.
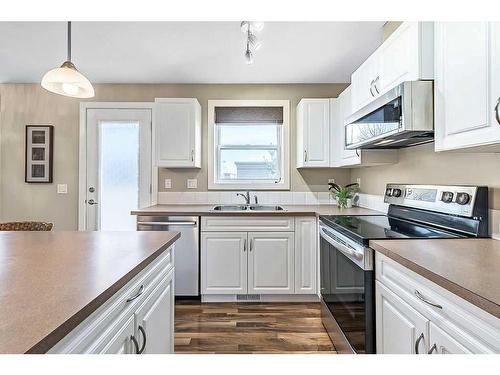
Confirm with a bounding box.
[0,22,384,84]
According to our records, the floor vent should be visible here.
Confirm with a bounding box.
[236,294,261,301]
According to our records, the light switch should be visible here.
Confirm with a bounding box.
[164,179,172,189]
[187,179,198,189]
[328,179,335,184]
[57,184,68,194]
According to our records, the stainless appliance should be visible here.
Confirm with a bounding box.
[345,81,434,149]
[137,215,199,296]
[319,184,489,353]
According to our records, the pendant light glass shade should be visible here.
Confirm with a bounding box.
[41,22,95,98]
[41,61,95,98]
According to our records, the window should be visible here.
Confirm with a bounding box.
[208,100,290,190]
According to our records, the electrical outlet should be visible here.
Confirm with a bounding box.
[328,179,335,184]
[187,179,198,189]
[57,184,68,194]
[164,179,172,189]
[356,178,361,188]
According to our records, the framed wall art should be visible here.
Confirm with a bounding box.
[25,125,54,183]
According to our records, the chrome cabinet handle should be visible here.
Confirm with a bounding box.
[369,80,375,97]
[138,325,147,354]
[304,150,308,162]
[249,239,253,252]
[87,199,98,205]
[191,149,194,162]
[414,290,443,309]
[243,238,247,252]
[495,97,500,125]
[126,285,144,303]
[374,76,380,94]
[131,335,140,354]
[428,343,437,354]
[414,333,424,354]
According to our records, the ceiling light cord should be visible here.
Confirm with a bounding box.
[67,21,71,62]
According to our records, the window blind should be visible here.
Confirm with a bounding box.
[215,106,283,124]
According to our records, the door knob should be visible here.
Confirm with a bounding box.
[87,199,98,205]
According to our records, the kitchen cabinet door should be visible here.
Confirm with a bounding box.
[99,315,136,354]
[427,322,471,354]
[435,22,500,151]
[376,281,429,354]
[155,98,201,168]
[294,217,317,294]
[201,232,248,294]
[296,99,330,168]
[248,232,294,294]
[337,86,361,166]
[134,269,175,354]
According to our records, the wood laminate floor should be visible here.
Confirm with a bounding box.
[174,301,337,354]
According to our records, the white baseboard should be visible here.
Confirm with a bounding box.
[201,294,319,303]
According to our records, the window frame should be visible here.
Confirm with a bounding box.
[208,100,290,190]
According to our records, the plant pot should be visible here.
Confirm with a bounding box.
[346,198,353,208]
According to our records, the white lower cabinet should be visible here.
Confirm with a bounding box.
[48,248,175,354]
[248,232,294,294]
[201,232,247,294]
[200,216,317,297]
[134,270,175,354]
[100,315,136,354]
[376,281,429,354]
[375,252,500,354]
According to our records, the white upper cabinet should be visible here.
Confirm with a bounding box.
[296,99,330,168]
[155,98,201,168]
[351,22,434,113]
[435,22,500,151]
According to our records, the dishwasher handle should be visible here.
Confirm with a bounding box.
[138,221,197,226]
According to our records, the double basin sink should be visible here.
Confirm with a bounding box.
[212,205,285,212]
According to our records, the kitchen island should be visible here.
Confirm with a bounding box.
[0,231,180,354]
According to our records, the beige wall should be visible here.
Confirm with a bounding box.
[0,83,349,229]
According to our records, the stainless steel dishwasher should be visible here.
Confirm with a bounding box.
[137,215,199,296]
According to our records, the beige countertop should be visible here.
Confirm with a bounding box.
[0,231,180,354]
[131,204,382,216]
[370,238,500,319]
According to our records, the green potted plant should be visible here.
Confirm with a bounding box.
[328,182,359,209]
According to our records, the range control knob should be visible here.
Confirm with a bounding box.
[456,192,471,205]
[392,188,402,197]
[441,191,454,203]
[385,188,393,197]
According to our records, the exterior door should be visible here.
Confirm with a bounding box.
[201,232,248,294]
[85,108,152,230]
[248,232,294,294]
[375,281,429,354]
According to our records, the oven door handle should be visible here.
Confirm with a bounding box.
[319,223,364,264]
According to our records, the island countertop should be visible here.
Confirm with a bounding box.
[370,238,500,319]
[0,231,180,354]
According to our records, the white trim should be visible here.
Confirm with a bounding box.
[78,102,156,231]
[201,294,319,303]
[207,100,290,190]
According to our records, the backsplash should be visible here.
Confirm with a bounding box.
[158,191,337,205]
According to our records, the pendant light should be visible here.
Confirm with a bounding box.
[41,22,95,98]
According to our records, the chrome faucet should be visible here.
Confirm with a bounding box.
[236,191,251,205]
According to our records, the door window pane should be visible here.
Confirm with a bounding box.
[99,121,139,230]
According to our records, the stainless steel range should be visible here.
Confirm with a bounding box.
[319,184,489,354]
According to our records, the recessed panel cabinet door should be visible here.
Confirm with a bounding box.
[201,232,248,294]
[428,322,472,354]
[297,99,330,167]
[248,232,294,294]
[435,22,500,151]
[375,281,429,354]
[294,217,317,294]
[134,270,175,354]
[99,315,135,354]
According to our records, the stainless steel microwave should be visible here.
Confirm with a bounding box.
[345,81,434,149]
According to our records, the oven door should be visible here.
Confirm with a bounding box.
[319,223,375,353]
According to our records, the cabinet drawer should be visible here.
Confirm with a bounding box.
[49,247,174,353]
[201,216,294,232]
[375,252,500,353]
